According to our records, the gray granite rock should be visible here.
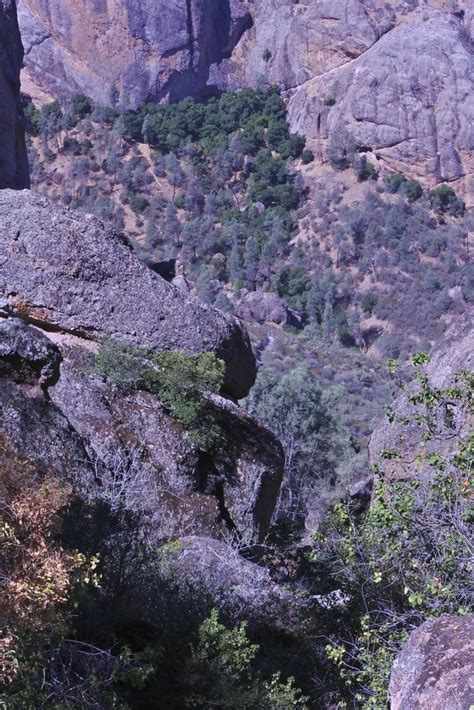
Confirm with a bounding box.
[389,615,474,710]
[0,189,256,400]
[0,317,61,386]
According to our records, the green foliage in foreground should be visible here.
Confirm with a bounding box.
[183,609,309,709]
[94,341,225,448]
[312,357,473,708]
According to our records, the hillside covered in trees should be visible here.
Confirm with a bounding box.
[0,0,473,707]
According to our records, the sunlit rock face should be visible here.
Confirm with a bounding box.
[17,0,252,107]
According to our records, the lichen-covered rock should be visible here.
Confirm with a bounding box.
[0,189,255,400]
[18,0,252,107]
[0,0,29,189]
[389,615,474,710]
[369,310,474,479]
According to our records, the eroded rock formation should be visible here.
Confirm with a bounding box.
[17,0,252,107]
[0,192,283,542]
[287,7,474,196]
[0,0,29,189]
[389,615,474,709]
[0,189,255,400]
[18,0,474,194]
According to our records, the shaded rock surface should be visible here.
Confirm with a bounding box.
[0,321,93,482]
[0,189,255,400]
[369,310,474,479]
[0,0,29,189]
[47,344,283,542]
[0,192,282,542]
[389,615,474,710]
[18,0,252,107]
[165,536,302,626]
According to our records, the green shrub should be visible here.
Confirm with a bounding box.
[301,149,314,165]
[324,97,336,107]
[94,341,225,448]
[384,172,407,193]
[404,179,423,202]
[360,292,377,315]
[183,610,309,709]
[356,156,377,182]
[429,183,465,216]
[129,193,150,213]
[312,360,473,707]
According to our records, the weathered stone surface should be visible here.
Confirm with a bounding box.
[389,615,474,710]
[48,344,283,542]
[236,290,301,327]
[0,191,282,542]
[0,327,92,482]
[0,317,60,386]
[0,189,256,399]
[18,0,252,107]
[0,0,29,189]
[369,310,474,479]
[287,7,474,196]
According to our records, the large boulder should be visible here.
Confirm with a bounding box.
[236,290,301,327]
[17,0,252,107]
[0,189,255,400]
[389,615,474,709]
[48,343,283,542]
[0,0,29,189]
[0,193,283,542]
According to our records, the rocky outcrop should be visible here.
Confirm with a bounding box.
[17,0,252,107]
[369,310,474,479]
[287,7,474,196]
[0,320,93,482]
[17,0,474,195]
[236,290,301,328]
[0,191,283,542]
[389,615,474,709]
[0,189,255,400]
[0,0,29,189]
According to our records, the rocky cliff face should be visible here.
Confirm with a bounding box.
[0,0,29,189]
[389,615,474,709]
[0,190,283,543]
[17,0,252,107]
[18,0,473,194]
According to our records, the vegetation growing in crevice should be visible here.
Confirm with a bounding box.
[93,341,225,448]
